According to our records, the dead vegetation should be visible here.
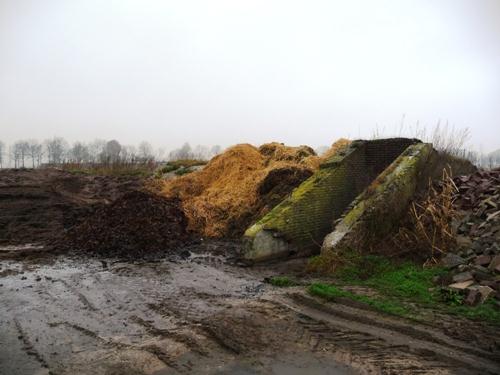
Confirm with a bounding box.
[162,143,318,237]
[389,169,458,261]
[319,138,351,161]
[161,139,353,238]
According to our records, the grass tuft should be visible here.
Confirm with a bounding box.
[309,254,500,324]
[309,283,409,316]
[268,276,298,287]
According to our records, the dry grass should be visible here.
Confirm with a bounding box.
[258,142,319,168]
[320,138,351,161]
[390,169,458,262]
[372,120,471,160]
[162,143,319,237]
[162,140,353,237]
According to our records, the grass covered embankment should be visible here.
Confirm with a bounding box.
[307,255,500,324]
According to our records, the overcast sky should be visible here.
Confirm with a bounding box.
[1,0,499,152]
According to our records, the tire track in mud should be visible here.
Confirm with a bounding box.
[274,293,500,374]
[3,254,498,374]
[286,293,500,362]
[293,314,458,374]
[129,315,208,356]
[57,279,98,311]
[14,318,50,370]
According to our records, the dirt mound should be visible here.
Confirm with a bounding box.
[0,168,143,246]
[60,190,190,257]
[163,143,318,237]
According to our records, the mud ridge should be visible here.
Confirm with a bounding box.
[280,293,500,373]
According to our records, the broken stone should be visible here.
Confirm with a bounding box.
[464,288,481,306]
[448,280,475,291]
[471,268,491,283]
[440,253,465,269]
[479,280,496,289]
[456,235,472,249]
[457,264,471,272]
[490,242,500,253]
[476,285,495,304]
[488,255,500,273]
[452,271,474,283]
[474,255,492,266]
[471,243,482,253]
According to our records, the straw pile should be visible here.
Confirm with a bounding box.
[320,138,351,161]
[163,143,319,237]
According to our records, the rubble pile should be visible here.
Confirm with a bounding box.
[439,168,500,306]
[59,190,191,257]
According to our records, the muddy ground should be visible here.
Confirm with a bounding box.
[1,169,500,374]
[1,242,499,375]
[0,168,142,247]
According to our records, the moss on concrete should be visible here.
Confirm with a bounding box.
[322,143,433,257]
[243,139,421,262]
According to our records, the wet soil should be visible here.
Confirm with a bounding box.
[58,191,191,258]
[1,243,499,375]
[0,168,143,247]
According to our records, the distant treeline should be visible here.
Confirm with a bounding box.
[0,138,222,169]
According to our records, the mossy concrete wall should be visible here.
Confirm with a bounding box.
[243,138,419,262]
[321,143,433,255]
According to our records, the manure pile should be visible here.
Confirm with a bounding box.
[60,190,190,257]
[163,142,321,237]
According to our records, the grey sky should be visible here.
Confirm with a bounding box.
[1,0,499,152]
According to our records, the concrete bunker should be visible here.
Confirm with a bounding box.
[243,138,423,261]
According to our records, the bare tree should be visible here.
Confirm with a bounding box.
[193,145,209,160]
[103,140,122,163]
[68,142,90,164]
[11,141,30,168]
[27,140,43,168]
[10,143,22,168]
[87,139,106,163]
[156,146,166,161]
[169,142,193,160]
[45,137,68,165]
[138,141,154,162]
[0,141,4,168]
[121,145,137,163]
[210,145,222,157]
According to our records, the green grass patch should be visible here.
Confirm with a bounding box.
[167,159,207,169]
[174,167,192,176]
[309,283,410,316]
[155,160,207,177]
[309,254,500,324]
[448,301,500,322]
[268,276,298,287]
